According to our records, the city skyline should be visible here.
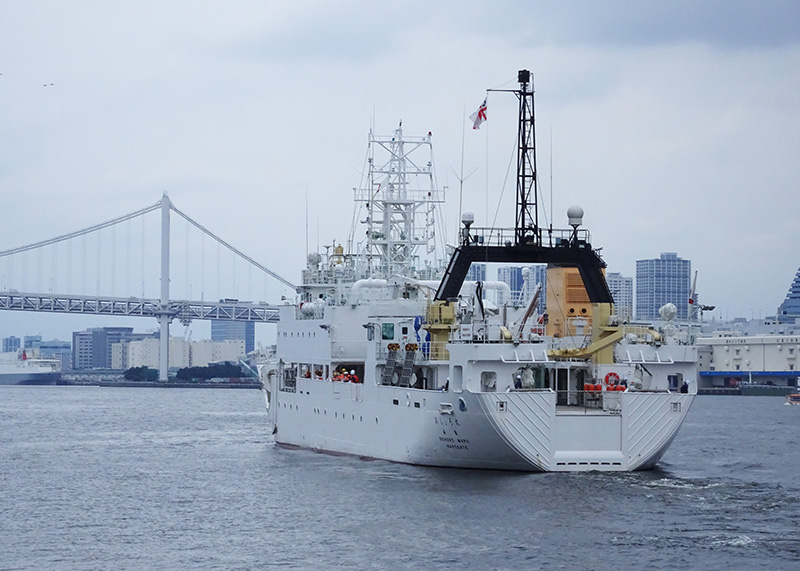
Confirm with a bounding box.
[6,257,799,345]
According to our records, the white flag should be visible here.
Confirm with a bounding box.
[469,98,487,130]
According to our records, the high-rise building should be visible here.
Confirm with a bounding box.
[2,336,21,353]
[71,327,135,369]
[523,264,547,314]
[37,340,72,369]
[110,332,159,370]
[190,339,247,367]
[497,264,546,312]
[465,263,486,282]
[121,337,192,370]
[777,266,800,323]
[71,331,95,369]
[636,252,691,320]
[497,266,524,294]
[497,266,523,307]
[607,272,634,322]
[211,321,255,354]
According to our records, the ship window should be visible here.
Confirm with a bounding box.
[452,365,464,392]
[667,373,682,391]
[410,366,436,390]
[481,371,497,392]
[382,323,395,340]
[280,363,297,392]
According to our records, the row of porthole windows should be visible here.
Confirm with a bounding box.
[313,408,364,422]
[392,398,423,409]
[284,403,379,424]
[281,331,317,338]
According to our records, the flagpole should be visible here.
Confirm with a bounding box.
[459,103,465,246]
[485,106,489,228]
[453,104,478,246]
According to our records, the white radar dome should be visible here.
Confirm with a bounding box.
[567,205,584,227]
[659,303,678,322]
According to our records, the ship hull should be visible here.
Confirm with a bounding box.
[265,382,694,472]
[0,371,60,385]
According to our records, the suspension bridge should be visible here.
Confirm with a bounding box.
[0,194,297,381]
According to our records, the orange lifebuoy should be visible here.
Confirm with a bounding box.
[604,372,620,385]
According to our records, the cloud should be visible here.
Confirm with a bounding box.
[1,0,799,343]
[503,0,800,49]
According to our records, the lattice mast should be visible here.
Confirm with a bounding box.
[355,124,444,278]
[514,69,539,246]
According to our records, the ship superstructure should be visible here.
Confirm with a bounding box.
[262,71,697,471]
[0,351,61,385]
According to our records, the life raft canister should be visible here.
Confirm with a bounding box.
[604,372,620,385]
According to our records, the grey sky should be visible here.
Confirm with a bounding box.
[1,0,799,342]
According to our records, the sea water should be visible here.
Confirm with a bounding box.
[1,387,798,570]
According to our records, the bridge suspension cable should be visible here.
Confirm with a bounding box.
[169,202,297,291]
[0,201,161,258]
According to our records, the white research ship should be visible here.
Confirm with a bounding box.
[262,70,697,471]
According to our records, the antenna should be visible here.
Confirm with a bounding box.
[484,70,537,245]
[304,187,309,259]
[549,127,553,243]
[452,106,479,246]
[513,70,537,245]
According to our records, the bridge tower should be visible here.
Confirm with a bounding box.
[159,194,171,381]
